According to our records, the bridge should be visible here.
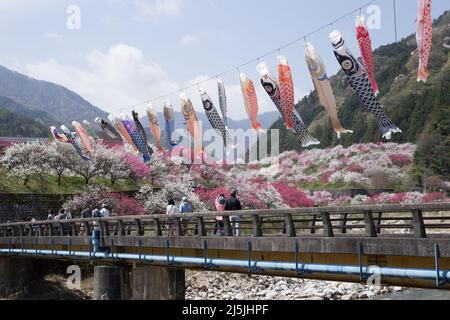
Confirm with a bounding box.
[1,203,450,300]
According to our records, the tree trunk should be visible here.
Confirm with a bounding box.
[58,174,62,188]
[24,176,30,186]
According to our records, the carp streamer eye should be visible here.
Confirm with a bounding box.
[341,59,354,71]
[204,100,213,111]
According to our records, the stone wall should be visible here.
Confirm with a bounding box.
[0,193,70,223]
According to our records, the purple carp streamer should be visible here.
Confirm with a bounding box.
[199,87,234,148]
[257,62,320,148]
[50,126,70,144]
[415,0,433,83]
[122,114,152,163]
[217,79,228,129]
[304,42,353,139]
[163,99,178,147]
[60,125,91,161]
[95,117,122,140]
[330,31,401,140]
[132,110,154,157]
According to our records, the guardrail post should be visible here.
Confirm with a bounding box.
[284,214,296,237]
[252,215,262,237]
[321,212,334,237]
[223,216,233,236]
[412,209,427,239]
[364,211,377,238]
[375,212,383,234]
[153,218,162,237]
[196,217,206,237]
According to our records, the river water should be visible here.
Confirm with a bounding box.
[372,289,450,300]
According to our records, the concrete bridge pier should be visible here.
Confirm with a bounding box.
[130,266,185,300]
[0,258,35,298]
[93,265,131,300]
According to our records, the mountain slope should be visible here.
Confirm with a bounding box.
[0,95,58,127]
[0,107,49,137]
[274,10,450,152]
[0,65,108,124]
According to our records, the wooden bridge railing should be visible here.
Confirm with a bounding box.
[0,203,449,240]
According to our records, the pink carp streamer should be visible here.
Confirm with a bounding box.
[180,93,204,159]
[240,73,262,132]
[356,15,380,96]
[415,0,433,83]
[277,56,295,130]
[147,105,165,155]
[109,115,138,152]
[304,42,353,139]
[72,121,94,154]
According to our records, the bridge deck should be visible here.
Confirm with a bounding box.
[1,203,450,289]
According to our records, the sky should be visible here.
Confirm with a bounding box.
[0,0,448,120]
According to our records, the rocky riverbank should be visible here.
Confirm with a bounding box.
[186,271,403,300]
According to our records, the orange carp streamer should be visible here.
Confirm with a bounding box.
[240,73,262,132]
[72,121,94,154]
[147,105,165,155]
[277,56,295,130]
[180,93,204,159]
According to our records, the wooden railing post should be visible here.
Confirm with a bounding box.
[196,217,206,237]
[375,212,383,234]
[175,218,184,237]
[321,212,334,237]
[223,216,233,236]
[117,220,125,237]
[412,209,427,238]
[364,211,377,237]
[153,218,162,237]
[309,215,317,234]
[84,221,91,237]
[284,214,296,237]
[340,214,348,234]
[135,219,144,236]
[252,215,262,237]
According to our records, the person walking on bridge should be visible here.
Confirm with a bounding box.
[225,190,242,236]
[167,199,179,236]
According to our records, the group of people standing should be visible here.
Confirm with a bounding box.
[166,190,242,236]
[46,204,110,221]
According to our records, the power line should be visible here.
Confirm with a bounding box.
[118,0,378,113]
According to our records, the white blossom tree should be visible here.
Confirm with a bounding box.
[0,141,49,185]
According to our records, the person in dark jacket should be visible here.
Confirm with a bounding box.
[224,190,242,236]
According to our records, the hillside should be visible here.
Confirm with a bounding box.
[0,107,49,137]
[0,65,108,124]
[274,10,450,151]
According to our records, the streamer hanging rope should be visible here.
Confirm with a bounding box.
[116,0,378,113]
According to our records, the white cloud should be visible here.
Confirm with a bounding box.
[44,32,63,40]
[133,0,185,21]
[22,44,179,116]
[181,34,201,46]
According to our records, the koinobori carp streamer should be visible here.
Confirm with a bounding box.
[304,42,353,139]
[217,79,228,129]
[72,121,94,154]
[356,15,380,95]
[109,115,138,152]
[60,125,91,161]
[199,87,233,148]
[95,117,122,140]
[82,120,98,141]
[180,92,204,158]
[163,99,178,147]
[257,62,320,148]
[277,56,296,130]
[132,110,154,157]
[147,105,165,155]
[50,126,70,144]
[330,30,401,140]
[122,114,152,163]
[415,0,433,83]
[240,73,262,132]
